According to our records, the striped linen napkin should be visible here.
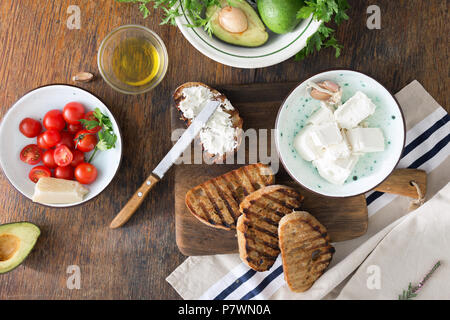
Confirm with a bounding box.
[166,80,450,300]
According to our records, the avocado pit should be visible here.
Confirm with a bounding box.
[219,6,248,33]
[0,234,20,262]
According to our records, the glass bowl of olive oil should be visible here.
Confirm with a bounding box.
[98,25,168,94]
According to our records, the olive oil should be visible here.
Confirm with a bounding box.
[112,38,160,87]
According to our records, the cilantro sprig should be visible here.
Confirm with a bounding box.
[295,0,350,60]
[79,108,118,163]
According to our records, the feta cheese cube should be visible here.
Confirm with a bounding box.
[294,125,324,161]
[310,122,343,147]
[334,91,377,129]
[347,127,385,153]
[323,138,351,160]
[313,155,359,185]
[308,104,335,125]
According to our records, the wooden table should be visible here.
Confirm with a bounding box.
[0,0,447,299]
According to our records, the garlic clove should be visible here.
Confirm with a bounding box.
[310,80,341,101]
[310,88,332,101]
[72,72,94,83]
[321,80,340,93]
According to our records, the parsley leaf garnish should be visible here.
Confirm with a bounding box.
[295,0,350,60]
[79,108,118,162]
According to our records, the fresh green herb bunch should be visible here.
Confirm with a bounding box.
[295,0,350,60]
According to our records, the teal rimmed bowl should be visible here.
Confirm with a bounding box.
[275,70,406,197]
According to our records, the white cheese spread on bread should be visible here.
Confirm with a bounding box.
[179,86,238,156]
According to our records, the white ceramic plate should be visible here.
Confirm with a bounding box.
[175,4,321,69]
[0,85,122,207]
[275,70,406,197]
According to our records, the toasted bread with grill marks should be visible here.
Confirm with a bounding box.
[236,185,304,271]
[278,211,335,292]
[174,82,243,163]
[185,163,275,230]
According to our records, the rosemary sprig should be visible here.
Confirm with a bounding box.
[398,261,441,300]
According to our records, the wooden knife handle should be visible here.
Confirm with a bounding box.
[373,169,427,198]
[109,174,160,229]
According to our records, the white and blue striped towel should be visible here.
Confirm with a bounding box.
[167,80,450,300]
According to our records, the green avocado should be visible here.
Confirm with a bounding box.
[0,222,40,274]
[206,0,268,47]
[257,0,305,34]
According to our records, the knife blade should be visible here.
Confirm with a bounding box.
[153,100,220,179]
[110,100,220,228]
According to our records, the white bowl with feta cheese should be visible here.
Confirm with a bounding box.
[275,70,405,197]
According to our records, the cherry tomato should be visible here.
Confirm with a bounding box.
[29,166,51,183]
[74,163,97,184]
[43,110,65,131]
[71,149,85,167]
[55,131,75,149]
[19,118,42,138]
[54,145,73,167]
[54,166,74,180]
[67,122,83,134]
[42,129,61,148]
[74,130,97,153]
[83,111,101,133]
[20,144,42,165]
[42,149,57,169]
[63,102,85,125]
[37,133,51,149]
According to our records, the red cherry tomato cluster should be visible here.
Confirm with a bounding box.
[19,102,99,185]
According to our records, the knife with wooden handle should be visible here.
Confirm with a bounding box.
[109,100,221,229]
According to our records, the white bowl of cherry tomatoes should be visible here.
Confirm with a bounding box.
[0,85,122,207]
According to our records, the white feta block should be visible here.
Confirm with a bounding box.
[313,155,359,185]
[347,127,385,153]
[334,91,377,129]
[308,104,335,125]
[294,125,324,161]
[310,122,343,147]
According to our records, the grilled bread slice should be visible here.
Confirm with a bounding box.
[174,82,243,163]
[185,163,275,230]
[236,185,304,271]
[278,211,335,292]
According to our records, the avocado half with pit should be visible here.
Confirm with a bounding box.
[206,0,269,47]
[0,222,40,274]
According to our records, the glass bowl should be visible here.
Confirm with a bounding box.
[98,25,168,95]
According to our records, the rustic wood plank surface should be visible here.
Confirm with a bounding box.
[0,0,447,299]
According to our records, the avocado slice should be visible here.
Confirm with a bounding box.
[257,0,305,34]
[0,222,40,274]
[206,0,269,47]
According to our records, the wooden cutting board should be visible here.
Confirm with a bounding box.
[171,82,371,256]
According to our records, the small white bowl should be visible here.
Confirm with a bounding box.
[275,70,406,197]
[175,4,321,69]
[0,85,122,207]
